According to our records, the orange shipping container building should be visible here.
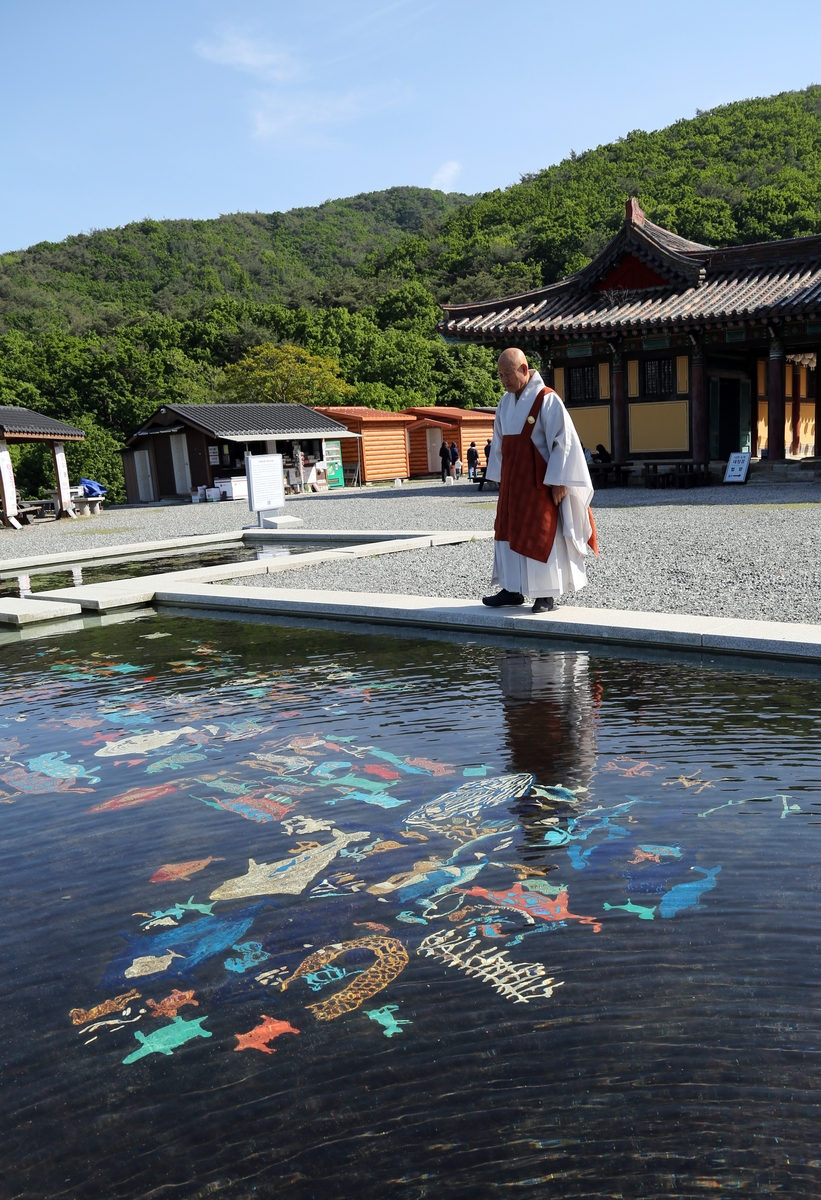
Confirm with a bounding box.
[403,407,497,477]
[313,407,415,484]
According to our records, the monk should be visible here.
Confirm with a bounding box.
[483,348,597,614]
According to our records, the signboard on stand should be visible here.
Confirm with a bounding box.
[245,452,285,513]
[723,452,751,484]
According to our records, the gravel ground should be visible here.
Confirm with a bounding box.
[224,487,821,624]
[6,478,821,624]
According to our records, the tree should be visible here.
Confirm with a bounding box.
[221,343,356,405]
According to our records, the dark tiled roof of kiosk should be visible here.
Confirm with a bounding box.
[0,407,84,440]
[439,198,821,343]
[144,403,358,440]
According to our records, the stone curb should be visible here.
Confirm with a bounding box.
[152,584,821,663]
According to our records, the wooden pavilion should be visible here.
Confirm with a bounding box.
[403,406,497,477]
[438,199,821,464]
[313,407,414,484]
[0,407,85,527]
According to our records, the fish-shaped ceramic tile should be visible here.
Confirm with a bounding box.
[405,774,533,829]
[87,783,180,813]
[145,751,208,774]
[149,857,224,883]
[123,1015,211,1063]
[94,728,198,758]
[70,989,141,1026]
[209,830,370,900]
[658,866,721,918]
[146,989,198,1018]
[234,1016,299,1054]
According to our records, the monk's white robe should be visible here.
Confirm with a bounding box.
[486,371,594,598]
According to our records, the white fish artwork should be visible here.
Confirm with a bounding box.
[404,773,534,830]
[124,949,185,978]
[210,830,370,900]
[281,815,335,836]
[94,728,198,758]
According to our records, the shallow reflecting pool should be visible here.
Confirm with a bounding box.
[2,617,821,1198]
[0,542,336,597]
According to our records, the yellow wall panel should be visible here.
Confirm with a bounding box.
[629,400,689,453]
[799,401,816,455]
[553,367,565,398]
[676,355,689,394]
[627,360,639,398]
[757,399,768,450]
[757,360,767,397]
[568,405,611,454]
[785,366,793,398]
[598,362,611,400]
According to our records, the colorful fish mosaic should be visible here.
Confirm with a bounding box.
[150,857,224,883]
[234,1017,299,1054]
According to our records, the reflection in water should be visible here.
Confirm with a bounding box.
[499,651,597,789]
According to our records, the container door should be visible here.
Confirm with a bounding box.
[169,432,192,494]
[427,427,442,472]
[324,440,345,488]
[133,449,155,502]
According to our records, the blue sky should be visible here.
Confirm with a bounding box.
[2,0,821,253]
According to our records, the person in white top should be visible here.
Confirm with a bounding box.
[483,347,598,615]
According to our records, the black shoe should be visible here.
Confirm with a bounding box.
[531,597,555,614]
[482,589,525,608]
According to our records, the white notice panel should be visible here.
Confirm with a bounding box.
[0,439,18,517]
[245,452,285,512]
[723,452,751,484]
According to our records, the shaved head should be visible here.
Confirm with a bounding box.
[497,347,528,371]
[497,346,532,395]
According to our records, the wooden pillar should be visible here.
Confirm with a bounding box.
[768,339,785,460]
[691,343,708,463]
[611,352,627,462]
[0,439,22,529]
[51,440,76,518]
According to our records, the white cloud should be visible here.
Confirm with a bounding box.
[252,89,369,142]
[195,32,298,82]
[431,160,462,191]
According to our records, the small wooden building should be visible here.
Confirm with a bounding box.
[438,198,821,464]
[314,407,414,483]
[403,407,497,477]
[121,403,358,503]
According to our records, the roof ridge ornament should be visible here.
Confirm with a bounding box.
[626,197,645,226]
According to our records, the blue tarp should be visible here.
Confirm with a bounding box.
[81,478,107,497]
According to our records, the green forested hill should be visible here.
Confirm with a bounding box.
[4,85,821,499]
[4,86,821,335]
[0,187,468,334]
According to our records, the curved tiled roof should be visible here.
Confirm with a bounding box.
[439,199,821,344]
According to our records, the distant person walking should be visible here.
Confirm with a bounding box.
[467,441,480,481]
[439,438,452,483]
[450,442,459,475]
[484,439,492,465]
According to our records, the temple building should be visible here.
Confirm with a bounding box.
[438,199,821,464]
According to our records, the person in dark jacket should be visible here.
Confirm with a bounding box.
[484,439,492,464]
[467,441,480,481]
[450,442,459,469]
[439,439,452,482]
[595,444,612,463]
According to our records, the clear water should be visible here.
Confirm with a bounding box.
[2,617,821,1199]
[0,542,336,597]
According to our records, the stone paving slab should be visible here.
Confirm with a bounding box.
[152,582,821,662]
[0,596,83,626]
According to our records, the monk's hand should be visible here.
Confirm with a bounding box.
[551,485,568,504]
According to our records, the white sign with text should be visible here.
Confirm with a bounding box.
[245,452,285,512]
[724,452,751,484]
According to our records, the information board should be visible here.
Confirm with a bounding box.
[723,452,751,484]
[245,452,285,512]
